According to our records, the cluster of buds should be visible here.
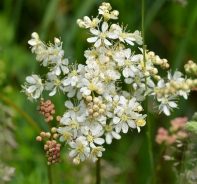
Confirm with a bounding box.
[37,98,55,122]
[184,60,197,76]
[36,127,60,165]
[156,117,188,145]
[86,96,106,119]
[157,78,197,98]
[98,2,119,20]
[147,51,170,69]
[45,140,61,165]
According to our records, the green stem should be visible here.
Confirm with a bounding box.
[0,93,41,134]
[142,0,155,183]
[48,164,53,184]
[96,158,101,184]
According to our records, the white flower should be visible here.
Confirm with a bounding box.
[69,136,90,162]
[105,121,121,144]
[57,127,73,142]
[22,74,44,100]
[45,72,65,96]
[135,114,147,133]
[51,58,69,75]
[90,143,105,162]
[80,77,103,95]
[87,22,112,47]
[157,95,178,116]
[108,24,136,46]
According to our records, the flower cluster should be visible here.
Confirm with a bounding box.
[36,128,60,165]
[37,98,55,122]
[22,2,190,164]
[156,117,188,145]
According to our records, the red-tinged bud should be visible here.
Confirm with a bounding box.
[45,132,51,138]
[40,132,46,137]
[44,145,49,150]
[36,136,42,142]
[53,134,59,139]
[56,116,61,121]
[51,109,55,114]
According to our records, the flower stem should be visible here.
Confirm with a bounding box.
[47,164,53,184]
[96,158,101,184]
[142,0,155,183]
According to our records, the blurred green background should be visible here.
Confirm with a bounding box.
[0,0,197,183]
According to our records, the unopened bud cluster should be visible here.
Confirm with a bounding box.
[184,60,197,76]
[36,127,61,165]
[156,117,188,145]
[37,98,55,122]
[148,51,170,69]
[157,78,197,98]
[86,96,106,119]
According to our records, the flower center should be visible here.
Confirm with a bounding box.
[125,60,132,66]
[87,134,93,142]
[88,83,97,91]
[105,125,112,132]
[121,114,128,121]
[69,120,78,129]
[70,70,78,77]
[54,79,61,86]
[63,132,71,140]
[136,119,145,127]
[76,144,84,153]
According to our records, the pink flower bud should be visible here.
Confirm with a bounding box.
[40,132,46,137]
[36,136,42,142]
[45,132,51,138]
[44,145,49,150]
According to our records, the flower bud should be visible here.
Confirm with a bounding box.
[86,96,92,102]
[40,132,46,137]
[45,132,51,138]
[93,112,99,118]
[93,105,99,111]
[73,157,80,165]
[31,32,39,39]
[93,97,100,104]
[88,109,94,114]
[51,127,57,133]
[36,136,42,142]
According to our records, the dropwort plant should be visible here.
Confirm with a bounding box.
[21,1,197,183]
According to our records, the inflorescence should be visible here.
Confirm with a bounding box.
[22,2,195,164]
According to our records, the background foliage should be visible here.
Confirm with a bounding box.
[0,0,197,183]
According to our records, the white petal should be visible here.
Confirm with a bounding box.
[26,76,36,84]
[127,120,136,128]
[125,39,134,46]
[113,117,120,124]
[104,39,112,46]
[168,101,177,108]
[94,138,105,145]
[122,122,129,133]
[94,38,101,47]
[27,85,36,93]
[102,22,108,32]
[115,123,121,133]
[106,133,112,144]
[55,66,61,76]
[163,105,170,116]
[65,101,73,109]
[69,150,77,157]
[123,68,129,78]
[49,87,57,96]
[90,28,100,35]
[87,37,98,43]
[111,131,121,139]
[28,39,38,46]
